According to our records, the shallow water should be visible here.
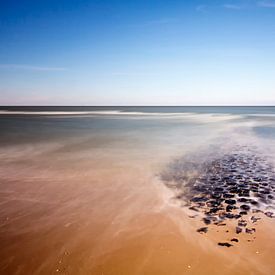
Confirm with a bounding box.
[0,107,275,274]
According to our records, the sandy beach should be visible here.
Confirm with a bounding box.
[0,108,275,274]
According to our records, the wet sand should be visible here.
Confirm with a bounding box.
[1,141,275,275]
[1,110,275,274]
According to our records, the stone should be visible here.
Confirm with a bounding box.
[225,199,236,205]
[240,205,250,211]
[236,227,242,234]
[197,227,208,233]
[265,212,274,218]
[245,228,256,234]
[231,238,239,242]
[238,220,247,227]
[218,242,233,247]
[203,217,211,225]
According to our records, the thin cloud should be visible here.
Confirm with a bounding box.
[223,4,242,10]
[131,18,179,27]
[257,1,275,8]
[0,64,67,71]
[111,72,158,76]
[196,5,207,12]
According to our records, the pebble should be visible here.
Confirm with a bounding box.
[202,217,211,225]
[231,238,239,242]
[218,242,233,247]
[225,199,236,205]
[245,228,256,234]
[251,216,261,223]
[265,212,274,218]
[240,205,250,211]
[236,227,242,234]
[197,227,208,233]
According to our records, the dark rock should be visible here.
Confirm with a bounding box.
[191,196,208,203]
[245,228,256,234]
[202,217,211,225]
[215,222,226,226]
[211,193,222,199]
[189,206,199,212]
[229,188,238,194]
[225,199,236,205]
[238,220,247,227]
[260,189,270,195]
[197,227,208,233]
[224,213,235,219]
[218,242,233,247]
[207,207,220,214]
[238,191,250,197]
[240,204,250,211]
[265,212,274,218]
[207,200,221,207]
[214,187,224,193]
[239,211,248,216]
[251,216,261,223]
[223,193,235,199]
[250,200,259,206]
[231,238,239,242]
[226,205,235,212]
[236,227,242,234]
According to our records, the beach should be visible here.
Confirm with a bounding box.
[0,107,275,274]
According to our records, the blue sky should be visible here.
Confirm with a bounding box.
[0,0,275,105]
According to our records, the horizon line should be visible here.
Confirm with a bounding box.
[0,105,275,107]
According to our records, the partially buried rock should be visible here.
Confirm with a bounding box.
[239,211,248,216]
[240,204,250,211]
[265,212,274,218]
[245,228,256,234]
[238,220,247,227]
[189,206,199,212]
[197,227,208,233]
[251,216,261,223]
[218,242,233,247]
[226,205,235,212]
[225,199,236,205]
[223,193,235,199]
[202,217,211,225]
[225,213,236,219]
[236,227,242,234]
[231,238,239,242]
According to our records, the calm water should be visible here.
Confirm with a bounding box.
[1,106,275,143]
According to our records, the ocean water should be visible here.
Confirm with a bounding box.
[0,106,275,274]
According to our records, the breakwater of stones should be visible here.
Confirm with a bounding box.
[161,146,275,247]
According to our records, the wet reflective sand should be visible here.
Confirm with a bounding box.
[0,109,275,274]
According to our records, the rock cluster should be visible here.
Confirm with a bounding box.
[163,147,275,247]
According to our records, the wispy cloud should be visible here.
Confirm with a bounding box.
[223,4,242,10]
[0,64,67,71]
[257,1,275,8]
[196,5,207,12]
[131,18,179,27]
[111,72,158,76]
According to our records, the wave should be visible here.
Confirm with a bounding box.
[0,110,124,115]
[0,109,236,116]
[0,110,246,125]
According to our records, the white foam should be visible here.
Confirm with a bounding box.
[0,110,124,115]
[0,110,246,126]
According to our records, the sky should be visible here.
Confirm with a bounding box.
[0,0,275,106]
